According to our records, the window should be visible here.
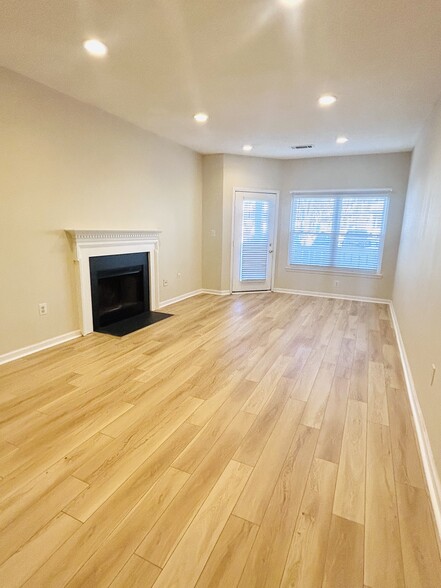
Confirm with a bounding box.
[288,193,389,274]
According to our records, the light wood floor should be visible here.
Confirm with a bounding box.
[0,293,440,587]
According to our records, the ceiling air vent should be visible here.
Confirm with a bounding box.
[291,144,314,150]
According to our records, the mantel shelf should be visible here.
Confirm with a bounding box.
[66,229,161,242]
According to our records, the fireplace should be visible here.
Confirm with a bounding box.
[67,230,170,337]
[90,253,150,330]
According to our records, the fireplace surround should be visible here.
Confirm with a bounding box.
[67,230,161,335]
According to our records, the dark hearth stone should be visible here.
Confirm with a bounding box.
[95,310,172,337]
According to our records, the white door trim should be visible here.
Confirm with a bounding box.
[229,188,280,294]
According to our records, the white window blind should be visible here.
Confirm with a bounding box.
[240,199,270,281]
[289,194,388,273]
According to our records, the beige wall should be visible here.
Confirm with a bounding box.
[276,153,411,299]
[0,68,202,355]
[393,99,441,476]
[201,155,224,291]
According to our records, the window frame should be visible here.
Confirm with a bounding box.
[286,189,391,277]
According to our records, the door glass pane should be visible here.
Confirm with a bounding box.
[240,200,270,281]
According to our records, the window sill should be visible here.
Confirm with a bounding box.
[284,266,383,279]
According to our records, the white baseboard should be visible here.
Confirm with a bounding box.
[272,287,391,305]
[389,303,441,544]
[159,288,231,309]
[160,286,390,308]
[201,289,231,296]
[158,289,204,308]
[0,330,82,366]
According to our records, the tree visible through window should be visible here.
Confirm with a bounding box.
[288,194,389,273]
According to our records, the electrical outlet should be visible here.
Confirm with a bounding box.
[210,229,216,237]
[162,279,168,287]
[177,272,182,279]
[38,303,48,316]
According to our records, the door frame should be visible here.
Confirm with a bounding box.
[229,187,280,294]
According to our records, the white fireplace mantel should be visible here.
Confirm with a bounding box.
[66,230,161,335]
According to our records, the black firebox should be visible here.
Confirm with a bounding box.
[89,253,171,336]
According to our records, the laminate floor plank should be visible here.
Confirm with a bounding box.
[335,337,356,380]
[333,399,367,525]
[237,425,319,588]
[172,379,256,474]
[290,345,327,402]
[66,467,190,587]
[396,482,441,587]
[0,513,81,588]
[64,396,203,521]
[350,348,368,402]
[233,397,305,525]
[234,376,292,467]
[0,475,87,566]
[109,555,161,588]
[315,376,349,464]
[387,386,425,489]
[383,343,406,389]
[364,421,405,588]
[0,400,133,500]
[322,515,364,588]
[300,361,336,429]
[280,457,338,588]
[136,410,255,568]
[0,432,111,531]
[242,355,290,415]
[195,515,259,588]
[367,361,389,425]
[153,460,252,588]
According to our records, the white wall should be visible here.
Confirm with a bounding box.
[393,98,441,477]
[0,68,202,355]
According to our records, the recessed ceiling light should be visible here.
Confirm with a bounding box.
[336,136,349,144]
[280,0,304,6]
[242,144,253,152]
[194,112,209,123]
[83,39,108,57]
[318,94,337,107]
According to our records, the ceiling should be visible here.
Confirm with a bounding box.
[1,0,441,159]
